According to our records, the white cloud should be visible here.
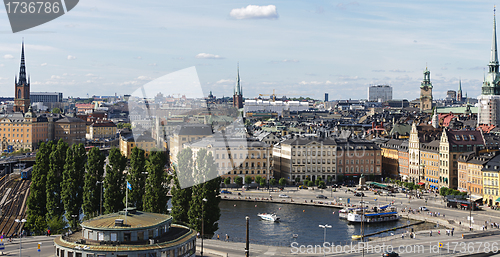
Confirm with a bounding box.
[40,63,47,66]
[216,79,233,84]
[262,82,277,85]
[137,76,152,81]
[3,54,13,59]
[299,81,324,85]
[67,55,77,60]
[149,63,157,66]
[51,75,61,79]
[86,73,95,77]
[196,53,224,59]
[282,59,299,63]
[230,5,279,20]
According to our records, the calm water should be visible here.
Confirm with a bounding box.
[213,200,436,246]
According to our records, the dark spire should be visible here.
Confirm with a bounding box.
[17,40,27,85]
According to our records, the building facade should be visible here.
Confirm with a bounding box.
[30,92,63,103]
[368,85,392,102]
[420,67,433,111]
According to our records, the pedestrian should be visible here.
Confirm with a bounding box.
[438,230,440,235]
[217,234,219,240]
[429,231,432,237]
[197,232,200,238]
[451,228,454,236]
[226,234,229,241]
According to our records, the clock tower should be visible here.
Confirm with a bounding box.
[420,67,433,111]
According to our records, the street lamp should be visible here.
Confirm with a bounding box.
[15,219,26,257]
[468,180,473,231]
[318,224,332,257]
[96,181,104,216]
[201,198,207,257]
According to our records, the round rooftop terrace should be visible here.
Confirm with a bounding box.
[81,210,172,231]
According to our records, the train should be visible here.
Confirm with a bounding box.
[20,167,32,180]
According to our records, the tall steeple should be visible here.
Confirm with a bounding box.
[18,40,27,85]
[235,63,242,96]
[490,6,500,73]
[457,80,463,102]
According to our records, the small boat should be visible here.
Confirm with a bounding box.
[351,235,362,240]
[292,234,298,238]
[258,213,280,222]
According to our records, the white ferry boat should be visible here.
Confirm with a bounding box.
[339,207,367,219]
[347,205,399,223]
[257,213,280,222]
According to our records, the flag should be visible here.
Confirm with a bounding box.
[127,181,132,190]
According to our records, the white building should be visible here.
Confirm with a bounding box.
[368,85,392,102]
[243,100,310,116]
[478,95,500,126]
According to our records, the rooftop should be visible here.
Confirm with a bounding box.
[81,211,171,230]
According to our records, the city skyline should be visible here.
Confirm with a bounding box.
[0,1,497,100]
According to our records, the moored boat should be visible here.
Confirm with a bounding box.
[257,213,280,222]
[347,205,399,223]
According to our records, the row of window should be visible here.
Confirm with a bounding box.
[292,166,334,172]
[216,153,267,159]
[292,159,334,164]
[217,162,267,168]
[230,170,266,175]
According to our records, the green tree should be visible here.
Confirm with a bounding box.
[62,144,86,229]
[315,177,323,186]
[104,148,127,213]
[318,180,326,189]
[295,177,301,184]
[26,141,52,233]
[440,187,448,196]
[189,177,222,238]
[255,176,263,185]
[143,151,170,213]
[234,176,243,187]
[245,175,253,185]
[307,180,315,187]
[46,139,68,220]
[171,167,192,224]
[177,148,194,188]
[127,147,147,210]
[269,178,277,186]
[224,177,231,187]
[279,178,287,186]
[46,216,67,234]
[83,147,105,217]
[259,179,266,187]
[51,107,61,114]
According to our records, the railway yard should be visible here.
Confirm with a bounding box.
[0,173,31,236]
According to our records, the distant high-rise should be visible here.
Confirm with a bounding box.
[368,85,392,102]
[233,64,243,109]
[324,93,329,102]
[420,67,433,111]
[14,41,30,113]
[478,7,500,126]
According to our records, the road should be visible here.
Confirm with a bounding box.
[1,235,55,257]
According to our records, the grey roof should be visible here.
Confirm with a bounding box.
[282,137,336,146]
[55,116,85,123]
[174,124,212,136]
[483,154,500,172]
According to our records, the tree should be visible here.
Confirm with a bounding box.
[307,180,315,187]
[234,176,243,187]
[255,176,263,186]
[83,147,105,217]
[26,141,52,233]
[188,149,221,237]
[318,181,326,189]
[295,177,301,184]
[259,179,266,187]
[127,147,147,210]
[176,148,194,188]
[170,167,192,224]
[224,177,231,187]
[143,151,170,213]
[315,177,323,186]
[104,148,127,213]
[269,178,277,186]
[46,216,67,234]
[46,139,67,220]
[245,176,253,185]
[51,107,61,114]
[279,178,287,186]
[62,144,86,229]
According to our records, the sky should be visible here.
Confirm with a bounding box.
[0,0,498,100]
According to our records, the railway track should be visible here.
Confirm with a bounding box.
[0,177,30,236]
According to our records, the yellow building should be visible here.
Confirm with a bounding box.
[89,121,117,140]
[0,108,48,152]
[483,154,500,206]
[54,116,86,146]
[379,139,404,179]
[169,124,212,165]
[421,140,440,191]
[119,130,156,158]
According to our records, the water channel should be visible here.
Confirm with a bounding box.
[213,200,436,246]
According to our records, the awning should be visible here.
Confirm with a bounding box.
[417,182,425,185]
[495,197,500,203]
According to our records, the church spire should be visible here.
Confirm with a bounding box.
[490,6,499,72]
[235,63,241,96]
[17,40,27,85]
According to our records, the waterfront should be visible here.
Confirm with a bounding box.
[214,200,436,246]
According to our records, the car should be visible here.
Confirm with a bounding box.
[220,190,232,194]
[279,194,290,198]
[316,195,328,199]
[299,185,308,189]
[354,192,365,197]
[382,251,399,257]
[419,206,429,211]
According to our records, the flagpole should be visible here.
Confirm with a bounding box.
[125,180,128,225]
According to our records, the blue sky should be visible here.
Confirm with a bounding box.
[0,0,497,100]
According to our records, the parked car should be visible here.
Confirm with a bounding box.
[316,195,328,199]
[354,192,365,197]
[419,206,429,211]
[279,194,290,198]
[221,190,232,194]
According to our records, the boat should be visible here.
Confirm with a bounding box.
[257,213,280,222]
[339,207,367,219]
[351,235,362,240]
[347,205,400,223]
